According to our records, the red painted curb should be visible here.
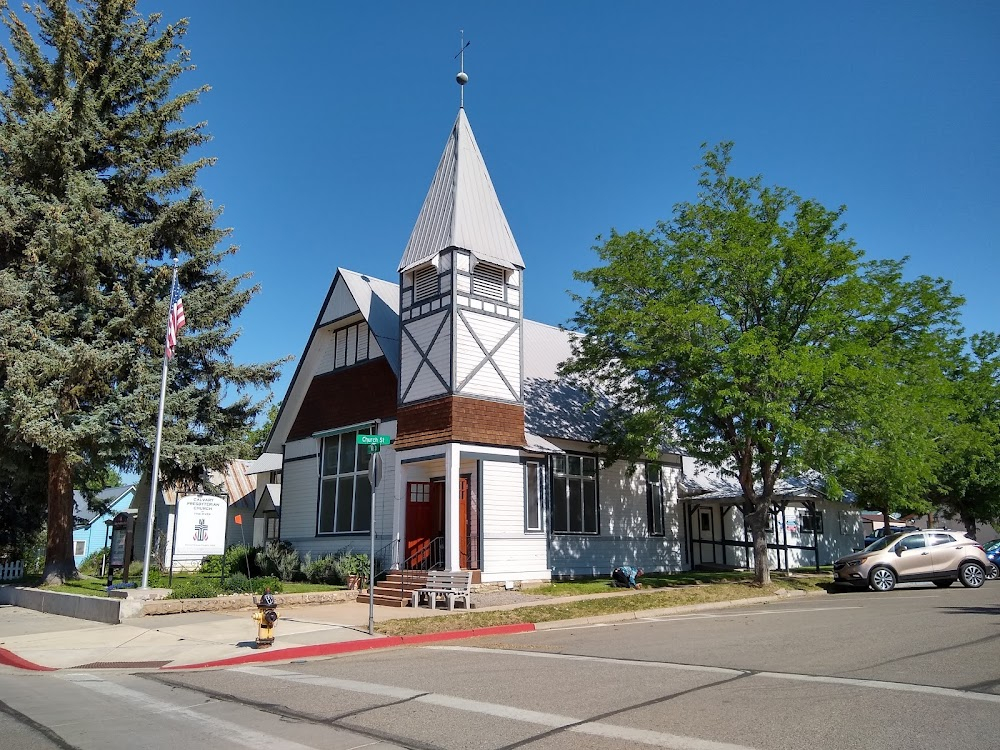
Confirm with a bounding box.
[162,622,536,671]
[0,647,56,672]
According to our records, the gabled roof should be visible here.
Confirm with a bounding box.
[339,268,400,376]
[398,108,524,273]
[73,485,135,528]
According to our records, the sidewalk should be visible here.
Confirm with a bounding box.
[0,588,819,673]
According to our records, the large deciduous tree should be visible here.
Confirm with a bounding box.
[0,0,283,584]
[564,143,963,584]
[931,333,1000,537]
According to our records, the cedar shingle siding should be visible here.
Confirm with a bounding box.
[287,359,397,440]
[396,396,525,449]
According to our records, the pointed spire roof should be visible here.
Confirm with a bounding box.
[398,108,524,273]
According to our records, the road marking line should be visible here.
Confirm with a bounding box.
[232,665,756,750]
[430,646,743,675]
[640,605,863,622]
[756,671,1000,704]
[59,673,321,750]
[430,648,1000,704]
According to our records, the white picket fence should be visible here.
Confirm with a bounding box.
[0,560,25,581]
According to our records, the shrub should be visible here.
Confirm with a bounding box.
[304,554,343,585]
[224,544,263,578]
[256,540,300,582]
[224,572,252,593]
[79,547,109,576]
[168,578,223,599]
[200,554,223,576]
[252,575,282,595]
[339,551,370,585]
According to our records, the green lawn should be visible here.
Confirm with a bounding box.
[522,570,828,596]
[377,576,830,637]
[9,572,345,597]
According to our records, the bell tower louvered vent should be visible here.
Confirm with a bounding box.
[414,266,438,301]
[472,263,504,300]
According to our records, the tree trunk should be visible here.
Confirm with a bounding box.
[881,509,892,538]
[961,514,977,540]
[746,502,771,586]
[42,452,79,585]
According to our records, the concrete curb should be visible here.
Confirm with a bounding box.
[0,647,56,672]
[163,623,536,671]
[533,588,825,630]
[0,586,122,624]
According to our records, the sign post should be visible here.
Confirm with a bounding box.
[358,430,388,635]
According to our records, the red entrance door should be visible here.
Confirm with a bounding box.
[406,482,443,567]
[406,477,478,570]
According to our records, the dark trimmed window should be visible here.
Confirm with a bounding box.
[800,509,823,534]
[318,427,372,534]
[551,454,598,534]
[646,463,665,536]
[525,462,542,532]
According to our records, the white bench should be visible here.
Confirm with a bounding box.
[411,570,473,611]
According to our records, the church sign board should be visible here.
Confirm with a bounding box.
[173,495,227,559]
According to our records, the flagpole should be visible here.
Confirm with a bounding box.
[141,259,178,589]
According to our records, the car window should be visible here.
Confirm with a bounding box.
[984,539,1000,552]
[866,533,905,551]
[929,533,956,546]
[896,534,926,551]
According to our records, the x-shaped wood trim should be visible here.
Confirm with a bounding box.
[401,310,451,401]
[456,309,519,400]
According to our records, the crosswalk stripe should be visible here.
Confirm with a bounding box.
[230,665,756,750]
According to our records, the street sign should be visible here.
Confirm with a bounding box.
[356,434,391,446]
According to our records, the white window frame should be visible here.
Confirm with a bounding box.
[318,426,373,534]
[74,539,86,557]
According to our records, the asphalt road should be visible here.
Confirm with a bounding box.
[2,582,997,750]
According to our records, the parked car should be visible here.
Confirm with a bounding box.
[863,525,920,547]
[984,539,1000,580]
[833,529,990,591]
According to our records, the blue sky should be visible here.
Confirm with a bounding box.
[146,1,997,413]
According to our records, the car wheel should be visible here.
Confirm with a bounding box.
[933,579,954,588]
[959,562,985,588]
[869,567,896,592]
[987,564,999,581]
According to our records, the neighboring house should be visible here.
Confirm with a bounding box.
[72,485,137,567]
[262,100,857,585]
[681,464,862,569]
[243,452,283,547]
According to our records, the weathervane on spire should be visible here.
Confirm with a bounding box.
[455,30,470,108]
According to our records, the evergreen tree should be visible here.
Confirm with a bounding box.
[0,0,283,584]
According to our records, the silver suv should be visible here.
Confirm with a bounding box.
[833,529,989,592]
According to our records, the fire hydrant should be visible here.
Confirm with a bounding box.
[252,589,279,648]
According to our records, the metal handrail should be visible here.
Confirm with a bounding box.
[372,538,399,584]
[399,537,444,601]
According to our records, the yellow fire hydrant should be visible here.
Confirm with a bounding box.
[252,589,279,648]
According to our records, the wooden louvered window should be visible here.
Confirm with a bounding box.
[414,266,438,302]
[472,263,504,300]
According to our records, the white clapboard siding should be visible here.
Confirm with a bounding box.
[548,461,685,576]
[279,455,319,543]
[481,462,524,535]
[285,438,319,461]
[479,462,548,578]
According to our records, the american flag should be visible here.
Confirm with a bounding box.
[165,275,186,359]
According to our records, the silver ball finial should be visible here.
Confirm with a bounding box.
[456,71,469,85]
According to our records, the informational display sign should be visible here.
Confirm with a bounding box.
[109,522,128,567]
[173,495,227,558]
